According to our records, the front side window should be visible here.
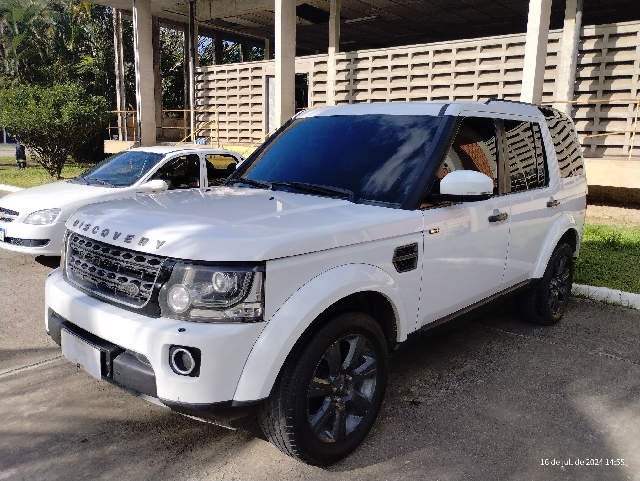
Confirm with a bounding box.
[503,120,548,192]
[79,151,164,187]
[431,116,498,195]
[151,154,200,190]
[540,107,584,178]
[236,114,444,205]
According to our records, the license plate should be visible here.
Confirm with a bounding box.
[0,228,4,242]
[61,329,102,380]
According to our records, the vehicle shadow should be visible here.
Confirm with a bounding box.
[35,255,61,269]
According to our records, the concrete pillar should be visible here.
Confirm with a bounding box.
[555,0,583,117]
[275,0,296,127]
[188,0,197,143]
[327,0,340,106]
[241,40,251,62]
[214,35,223,64]
[133,0,157,146]
[152,16,163,139]
[520,0,552,105]
[112,9,127,140]
[264,38,271,60]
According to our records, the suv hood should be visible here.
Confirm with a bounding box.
[0,181,113,216]
[66,188,422,262]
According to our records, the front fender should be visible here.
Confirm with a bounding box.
[233,263,407,402]
[531,212,578,278]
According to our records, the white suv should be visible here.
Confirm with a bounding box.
[44,100,586,465]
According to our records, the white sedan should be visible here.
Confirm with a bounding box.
[0,146,244,256]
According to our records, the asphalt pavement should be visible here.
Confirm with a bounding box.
[0,248,639,481]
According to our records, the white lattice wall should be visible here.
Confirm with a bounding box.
[195,20,639,157]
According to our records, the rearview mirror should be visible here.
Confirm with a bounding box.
[137,179,168,194]
[437,170,494,202]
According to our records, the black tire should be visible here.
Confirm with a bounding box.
[258,311,389,466]
[518,242,574,326]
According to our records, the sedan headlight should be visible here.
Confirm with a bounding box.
[159,263,264,322]
[24,208,61,225]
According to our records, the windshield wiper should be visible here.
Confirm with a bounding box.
[226,177,273,190]
[270,182,356,202]
[87,177,116,188]
[76,175,90,185]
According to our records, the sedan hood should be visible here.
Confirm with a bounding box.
[0,181,113,217]
[66,187,423,262]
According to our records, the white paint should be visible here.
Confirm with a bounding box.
[572,284,640,310]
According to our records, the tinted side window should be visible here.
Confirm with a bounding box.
[151,154,200,190]
[503,120,548,192]
[205,154,238,186]
[432,116,498,195]
[540,107,584,178]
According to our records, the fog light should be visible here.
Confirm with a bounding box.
[169,345,201,377]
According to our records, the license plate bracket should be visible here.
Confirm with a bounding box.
[0,228,4,242]
[61,329,104,380]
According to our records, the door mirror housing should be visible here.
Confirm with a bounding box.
[436,170,494,202]
[137,179,169,194]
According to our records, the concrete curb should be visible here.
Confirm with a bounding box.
[0,184,23,193]
[572,284,640,310]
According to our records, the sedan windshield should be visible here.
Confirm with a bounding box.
[236,114,444,205]
[79,151,164,187]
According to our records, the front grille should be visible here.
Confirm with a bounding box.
[65,232,165,308]
[0,207,19,217]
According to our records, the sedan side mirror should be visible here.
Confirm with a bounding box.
[137,179,169,194]
[437,170,494,202]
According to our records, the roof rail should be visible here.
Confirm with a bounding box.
[484,98,536,106]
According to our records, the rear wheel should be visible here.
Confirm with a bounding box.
[259,311,389,465]
[518,242,574,326]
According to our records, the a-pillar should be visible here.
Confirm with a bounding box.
[112,8,127,140]
[327,0,340,106]
[555,0,583,116]
[133,0,157,146]
[275,0,296,127]
[520,0,552,105]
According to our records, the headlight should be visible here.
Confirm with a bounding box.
[159,263,264,322]
[24,208,61,225]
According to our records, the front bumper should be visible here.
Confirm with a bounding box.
[45,269,267,407]
[0,220,65,255]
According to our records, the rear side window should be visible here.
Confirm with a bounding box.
[541,108,584,178]
[503,120,547,192]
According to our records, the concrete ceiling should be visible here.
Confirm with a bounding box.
[95,0,640,53]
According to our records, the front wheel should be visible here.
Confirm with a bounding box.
[518,242,574,326]
[259,311,389,465]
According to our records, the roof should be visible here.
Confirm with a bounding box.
[298,100,542,118]
[129,146,243,156]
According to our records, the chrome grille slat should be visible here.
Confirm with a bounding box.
[65,233,165,308]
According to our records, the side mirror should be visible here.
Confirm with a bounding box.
[137,179,168,194]
[437,170,494,202]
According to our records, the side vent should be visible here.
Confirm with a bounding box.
[392,243,419,273]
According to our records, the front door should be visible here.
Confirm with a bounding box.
[419,116,511,327]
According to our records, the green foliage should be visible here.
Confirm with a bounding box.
[0,83,108,179]
[575,224,640,293]
[160,27,185,111]
[0,156,87,188]
[0,0,115,104]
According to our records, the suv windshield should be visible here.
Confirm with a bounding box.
[79,151,164,187]
[235,114,444,205]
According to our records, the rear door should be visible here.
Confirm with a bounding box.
[419,115,511,327]
[499,118,561,286]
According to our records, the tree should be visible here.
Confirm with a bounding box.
[0,83,108,179]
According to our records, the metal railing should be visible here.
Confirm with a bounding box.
[107,109,221,146]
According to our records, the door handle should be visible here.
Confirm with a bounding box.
[547,199,560,208]
[488,212,508,223]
